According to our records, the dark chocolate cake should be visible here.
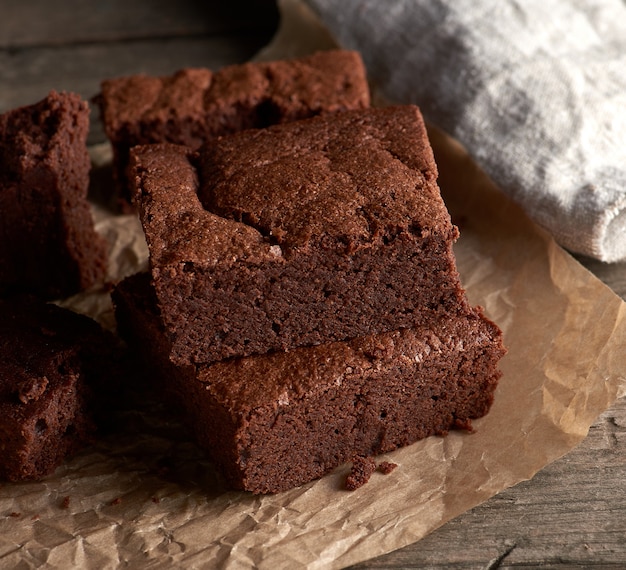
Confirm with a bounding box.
[0,296,116,481]
[131,106,469,366]
[0,91,108,299]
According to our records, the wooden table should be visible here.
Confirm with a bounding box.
[2,1,625,567]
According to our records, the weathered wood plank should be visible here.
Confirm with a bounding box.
[349,397,626,568]
[576,255,626,301]
[0,34,274,143]
[0,0,279,47]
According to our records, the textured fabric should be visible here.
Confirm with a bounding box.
[305,0,626,262]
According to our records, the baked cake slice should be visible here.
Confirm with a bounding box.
[113,272,505,494]
[0,91,108,299]
[96,50,370,202]
[130,105,470,366]
[0,296,116,481]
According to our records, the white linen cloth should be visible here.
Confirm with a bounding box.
[304,0,626,262]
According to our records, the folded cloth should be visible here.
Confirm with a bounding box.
[304,0,626,262]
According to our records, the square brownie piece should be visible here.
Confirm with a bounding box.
[131,105,470,366]
[113,272,505,494]
[0,296,116,481]
[0,91,108,299]
[97,50,370,202]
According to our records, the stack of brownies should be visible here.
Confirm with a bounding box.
[106,50,506,493]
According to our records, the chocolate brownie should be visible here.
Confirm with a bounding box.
[130,105,470,366]
[0,296,116,481]
[0,91,108,300]
[113,272,506,494]
[96,50,370,202]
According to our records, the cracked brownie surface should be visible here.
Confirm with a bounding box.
[131,106,469,366]
[97,50,370,202]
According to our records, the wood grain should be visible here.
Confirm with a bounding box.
[0,0,277,144]
[0,0,278,47]
[349,400,626,568]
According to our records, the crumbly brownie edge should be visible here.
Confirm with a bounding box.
[189,308,505,493]
[0,364,95,481]
[158,235,469,365]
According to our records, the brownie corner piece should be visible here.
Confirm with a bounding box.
[0,90,108,299]
[0,296,117,481]
[132,105,469,366]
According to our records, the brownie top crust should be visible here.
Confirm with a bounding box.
[197,104,443,252]
[197,306,504,418]
[99,50,370,148]
[205,49,370,122]
[132,105,454,267]
[131,143,277,269]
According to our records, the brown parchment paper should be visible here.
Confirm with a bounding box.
[1,1,626,568]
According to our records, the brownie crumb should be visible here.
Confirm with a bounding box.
[110,497,122,506]
[377,461,398,475]
[60,496,71,509]
[113,272,506,494]
[454,417,475,432]
[346,456,377,491]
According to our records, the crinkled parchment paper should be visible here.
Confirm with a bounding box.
[1,1,625,568]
